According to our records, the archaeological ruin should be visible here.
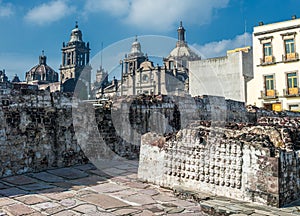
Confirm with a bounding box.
[0,89,300,208]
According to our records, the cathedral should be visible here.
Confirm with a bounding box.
[10,21,199,99]
[96,22,201,98]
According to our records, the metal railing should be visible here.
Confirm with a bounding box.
[260,56,276,65]
[282,52,299,62]
[260,89,278,99]
[283,88,300,97]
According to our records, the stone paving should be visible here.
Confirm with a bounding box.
[0,160,298,215]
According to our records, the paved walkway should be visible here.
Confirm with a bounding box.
[0,160,298,215]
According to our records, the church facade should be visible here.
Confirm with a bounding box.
[97,22,201,98]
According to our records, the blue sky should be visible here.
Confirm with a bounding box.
[0,0,300,81]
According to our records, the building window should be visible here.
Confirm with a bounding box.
[287,72,298,95]
[263,42,272,57]
[142,74,148,82]
[289,104,299,111]
[169,61,174,70]
[264,75,275,96]
[129,63,134,72]
[261,42,274,64]
[67,53,71,65]
[259,36,274,64]
[284,38,296,61]
[285,39,295,54]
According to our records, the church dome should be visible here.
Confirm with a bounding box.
[167,22,201,61]
[11,74,20,83]
[25,51,58,83]
[168,44,200,60]
[69,22,83,43]
[128,36,144,58]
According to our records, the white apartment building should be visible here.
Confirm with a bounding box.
[247,16,300,111]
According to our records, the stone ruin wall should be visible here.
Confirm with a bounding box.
[258,117,300,206]
[0,92,183,177]
[137,96,300,207]
[0,90,300,207]
[0,92,188,176]
[0,91,88,176]
[99,95,249,160]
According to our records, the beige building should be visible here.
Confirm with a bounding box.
[97,22,201,98]
[189,47,253,102]
[120,22,200,96]
[247,16,300,111]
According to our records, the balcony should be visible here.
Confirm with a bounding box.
[260,89,278,99]
[260,55,276,65]
[283,87,300,97]
[282,52,299,62]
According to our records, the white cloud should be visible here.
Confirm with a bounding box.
[24,0,75,25]
[193,32,252,58]
[0,1,14,17]
[83,0,229,31]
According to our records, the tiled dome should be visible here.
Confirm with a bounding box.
[25,52,58,83]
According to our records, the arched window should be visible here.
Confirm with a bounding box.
[143,74,149,82]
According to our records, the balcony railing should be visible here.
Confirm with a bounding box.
[260,55,276,65]
[282,52,299,62]
[260,89,278,99]
[283,87,300,97]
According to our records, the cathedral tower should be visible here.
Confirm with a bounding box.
[59,22,91,93]
[121,36,147,95]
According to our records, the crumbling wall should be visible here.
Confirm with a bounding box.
[279,151,300,206]
[1,90,300,209]
[257,116,300,206]
[138,113,300,207]
[0,91,88,176]
[103,95,248,158]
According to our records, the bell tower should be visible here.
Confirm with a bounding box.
[121,36,146,95]
[60,22,91,93]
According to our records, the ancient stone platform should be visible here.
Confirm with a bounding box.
[0,160,298,215]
